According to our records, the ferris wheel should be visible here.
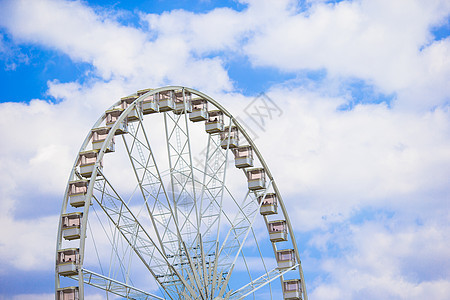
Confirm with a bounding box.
[55,86,307,300]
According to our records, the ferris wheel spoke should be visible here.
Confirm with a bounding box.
[89,205,134,287]
[163,100,199,250]
[213,181,273,297]
[194,132,231,297]
[69,268,165,300]
[197,117,235,249]
[199,134,228,241]
[91,169,198,299]
[229,264,299,300]
[123,120,180,258]
[220,181,269,255]
[249,226,274,299]
[214,190,253,268]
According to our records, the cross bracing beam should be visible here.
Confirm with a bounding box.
[163,103,199,250]
[92,169,198,299]
[69,268,164,300]
[230,264,299,300]
[124,121,180,258]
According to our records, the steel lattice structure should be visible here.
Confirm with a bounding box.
[55,86,307,300]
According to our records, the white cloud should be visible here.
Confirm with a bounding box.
[308,218,450,300]
[143,7,247,54]
[238,86,450,231]
[0,0,233,93]
[243,0,450,109]
[0,214,57,272]
[140,0,450,109]
[0,0,449,298]
[0,0,147,78]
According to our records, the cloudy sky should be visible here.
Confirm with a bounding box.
[0,0,449,299]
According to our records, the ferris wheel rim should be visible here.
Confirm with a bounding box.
[56,85,307,300]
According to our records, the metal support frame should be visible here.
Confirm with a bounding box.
[69,268,165,300]
[230,264,299,300]
[56,86,308,300]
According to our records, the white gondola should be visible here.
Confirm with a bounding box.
[220,126,239,149]
[205,110,224,133]
[258,193,278,215]
[136,88,153,97]
[120,95,140,122]
[68,180,88,207]
[189,98,208,122]
[233,145,253,168]
[92,127,114,153]
[57,249,79,276]
[173,90,192,114]
[246,168,266,190]
[283,279,302,300]
[137,88,158,114]
[105,108,127,134]
[57,287,79,300]
[276,249,296,269]
[268,220,288,242]
[141,93,159,115]
[62,212,83,240]
[120,95,138,109]
[78,150,101,178]
[158,90,175,112]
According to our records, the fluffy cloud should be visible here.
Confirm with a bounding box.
[224,86,450,231]
[141,0,450,109]
[243,0,450,109]
[308,218,450,300]
[0,0,233,93]
[0,0,449,299]
[0,214,57,272]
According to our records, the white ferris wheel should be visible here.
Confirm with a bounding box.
[55,86,307,300]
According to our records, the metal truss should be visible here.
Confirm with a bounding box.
[56,86,308,300]
[230,264,299,299]
[92,169,197,299]
[69,268,164,300]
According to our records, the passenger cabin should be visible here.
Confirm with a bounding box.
[246,168,266,190]
[283,279,302,300]
[105,108,127,134]
[220,126,239,149]
[78,150,101,178]
[268,220,288,242]
[258,193,278,215]
[158,90,175,112]
[173,90,192,114]
[120,95,138,109]
[189,98,208,122]
[68,180,88,207]
[205,110,224,133]
[92,127,114,153]
[62,212,83,240]
[276,249,296,269]
[57,249,79,276]
[142,93,159,115]
[57,287,79,300]
[120,95,140,122]
[137,88,153,97]
[233,146,253,168]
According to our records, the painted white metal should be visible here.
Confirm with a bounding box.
[56,86,307,300]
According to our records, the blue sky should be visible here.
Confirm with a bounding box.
[0,0,449,299]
